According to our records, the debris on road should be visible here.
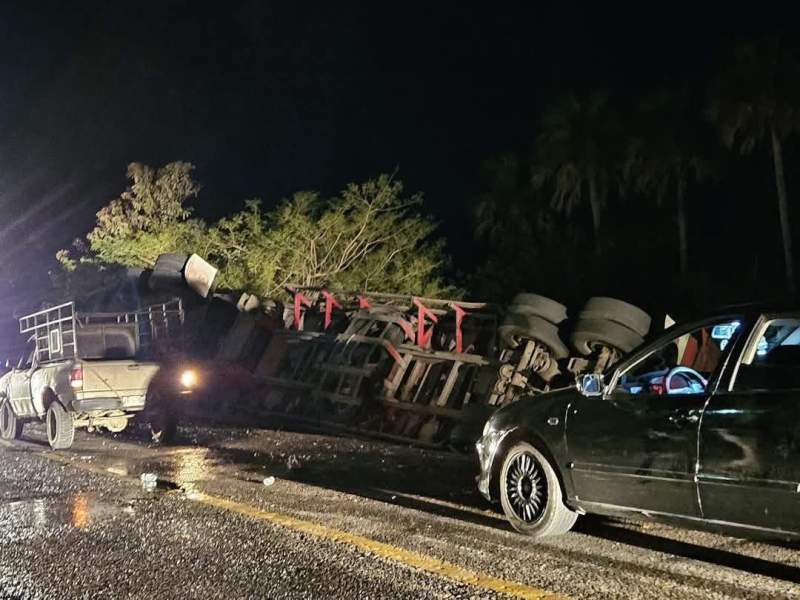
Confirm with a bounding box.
[263,476,276,486]
[141,472,158,492]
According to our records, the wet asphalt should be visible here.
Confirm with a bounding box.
[0,422,799,599]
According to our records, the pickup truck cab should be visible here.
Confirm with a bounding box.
[0,301,190,449]
[477,304,800,540]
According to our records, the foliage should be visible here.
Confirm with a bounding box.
[59,167,453,298]
[530,91,621,241]
[471,155,587,303]
[207,176,452,296]
[708,35,800,153]
[58,162,206,269]
[709,35,800,294]
[624,87,716,274]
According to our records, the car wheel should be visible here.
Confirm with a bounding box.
[46,402,75,450]
[0,399,23,440]
[499,441,577,538]
[571,318,644,355]
[579,297,651,337]
[150,411,178,445]
[498,313,569,358]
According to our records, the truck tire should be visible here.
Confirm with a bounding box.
[148,253,189,291]
[579,297,651,337]
[571,318,644,355]
[499,441,578,538]
[46,402,75,450]
[507,293,568,325]
[0,399,23,440]
[498,313,569,358]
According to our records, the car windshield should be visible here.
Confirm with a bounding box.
[616,318,741,395]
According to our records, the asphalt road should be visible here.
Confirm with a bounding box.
[0,423,798,600]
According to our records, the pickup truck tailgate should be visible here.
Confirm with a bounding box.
[81,360,161,396]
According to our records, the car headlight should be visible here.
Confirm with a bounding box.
[180,369,198,389]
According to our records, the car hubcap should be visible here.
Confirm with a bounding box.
[506,452,547,523]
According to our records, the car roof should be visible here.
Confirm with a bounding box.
[712,299,797,318]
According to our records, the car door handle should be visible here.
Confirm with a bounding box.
[669,409,700,427]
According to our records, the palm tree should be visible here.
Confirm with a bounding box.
[474,154,546,244]
[625,87,712,276]
[531,91,620,251]
[709,35,800,295]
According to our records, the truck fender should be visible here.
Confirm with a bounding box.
[39,388,61,415]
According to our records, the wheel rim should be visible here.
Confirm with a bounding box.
[506,451,548,523]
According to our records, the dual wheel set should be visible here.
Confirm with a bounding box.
[498,294,652,359]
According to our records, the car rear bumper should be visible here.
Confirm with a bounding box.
[71,395,146,413]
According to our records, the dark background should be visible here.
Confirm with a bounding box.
[0,1,797,319]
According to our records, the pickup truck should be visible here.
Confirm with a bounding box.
[0,301,194,449]
[477,303,800,540]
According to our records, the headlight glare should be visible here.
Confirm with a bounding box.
[180,369,198,389]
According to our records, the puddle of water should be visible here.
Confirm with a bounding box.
[0,493,131,533]
[133,448,219,492]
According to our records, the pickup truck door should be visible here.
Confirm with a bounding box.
[9,353,36,418]
[699,314,800,535]
[566,316,743,517]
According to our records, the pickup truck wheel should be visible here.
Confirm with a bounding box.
[0,399,23,440]
[46,402,75,450]
[499,442,577,538]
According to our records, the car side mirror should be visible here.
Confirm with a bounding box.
[577,373,604,397]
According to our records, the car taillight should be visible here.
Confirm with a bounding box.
[70,366,83,389]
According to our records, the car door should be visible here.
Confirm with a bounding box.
[699,313,800,535]
[566,315,744,517]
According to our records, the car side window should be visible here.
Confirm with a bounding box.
[733,317,800,391]
[612,318,742,397]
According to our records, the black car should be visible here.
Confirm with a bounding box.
[477,305,800,539]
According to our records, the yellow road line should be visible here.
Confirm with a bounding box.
[0,440,565,600]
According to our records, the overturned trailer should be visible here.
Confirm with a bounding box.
[205,285,653,447]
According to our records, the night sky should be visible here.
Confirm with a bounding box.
[0,1,795,310]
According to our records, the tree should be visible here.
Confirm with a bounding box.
[60,166,453,298]
[207,175,452,296]
[531,91,620,251]
[57,161,206,269]
[709,35,800,295]
[625,87,712,275]
[471,154,585,302]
